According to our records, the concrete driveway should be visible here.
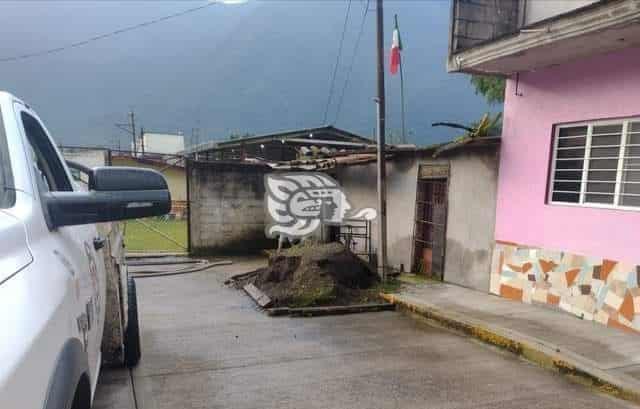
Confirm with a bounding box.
[94,258,635,409]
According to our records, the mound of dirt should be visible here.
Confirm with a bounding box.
[236,242,381,307]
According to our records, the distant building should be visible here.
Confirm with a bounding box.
[61,146,111,168]
[136,132,185,156]
[60,147,112,187]
[111,153,187,218]
[60,146,187,219]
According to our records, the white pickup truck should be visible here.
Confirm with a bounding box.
[0,92,171,409]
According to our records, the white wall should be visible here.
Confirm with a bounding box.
[142,133,184,155]
[524,0,599,25]
[61,147,109,168]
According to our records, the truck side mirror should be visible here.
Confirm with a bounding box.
[44,166,171,229]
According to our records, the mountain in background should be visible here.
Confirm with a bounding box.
[0,1,496,148]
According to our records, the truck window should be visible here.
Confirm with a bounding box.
[0,107,15,208]
[21,112,72,192]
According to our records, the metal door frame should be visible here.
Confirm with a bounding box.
[411,164,449,278]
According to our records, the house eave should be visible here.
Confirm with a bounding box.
[448,0,640,75]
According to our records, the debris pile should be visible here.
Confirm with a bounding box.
[232,242,380,308]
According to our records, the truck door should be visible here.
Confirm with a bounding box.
[15,106,106,391]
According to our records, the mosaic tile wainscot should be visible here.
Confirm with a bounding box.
[490,241,640,334]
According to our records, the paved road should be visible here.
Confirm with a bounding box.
[94,258,635,409]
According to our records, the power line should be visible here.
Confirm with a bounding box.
[0,2,217,63]
[322,0,352,125]
[334,0,370,125]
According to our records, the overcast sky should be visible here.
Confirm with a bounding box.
[0,1,494,148]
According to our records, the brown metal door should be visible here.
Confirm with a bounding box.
[413,178,447,279]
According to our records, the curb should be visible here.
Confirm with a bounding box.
[380,292,640,405]
[266,303,395,317]
[126,252,189,258]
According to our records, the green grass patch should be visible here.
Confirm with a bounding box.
[124,218,187,252]
[378,277,402,293]
[397,273,431,286]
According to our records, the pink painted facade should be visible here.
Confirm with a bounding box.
[490,46,640,333]
[495,46,640,264]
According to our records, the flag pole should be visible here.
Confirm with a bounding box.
[395,14,406,144]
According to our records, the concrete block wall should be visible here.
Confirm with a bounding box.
[451,0,520,52]
[188,161,275,254]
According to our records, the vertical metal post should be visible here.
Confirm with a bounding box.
[129,111,136,157]
[375,0,388,281]
[140,127,145,155]
[185,158,192,254]
[396,14,407,144]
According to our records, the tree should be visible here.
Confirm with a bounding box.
[469,112,502,137]
[432,112,502,141]
[470,75,505,105]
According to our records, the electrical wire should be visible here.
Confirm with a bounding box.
[0,2,217,63]
[322,0,352,125]
[333,0,369,125]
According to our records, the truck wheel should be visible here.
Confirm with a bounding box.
[124,277,141,368]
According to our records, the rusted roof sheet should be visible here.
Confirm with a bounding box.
[186,136,500,170]
[432,136,501,157]
[267,153,381,170]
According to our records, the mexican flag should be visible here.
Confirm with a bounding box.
[390,17,402,75]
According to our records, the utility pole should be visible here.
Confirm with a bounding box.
[396,14,407,144]
[375,0,388,281]
[129,111,136,157]
[140,126,145,155]
[115,111,137,156]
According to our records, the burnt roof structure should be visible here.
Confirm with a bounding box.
[181,125,374,162]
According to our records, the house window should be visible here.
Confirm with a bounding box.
[549,119,640,209]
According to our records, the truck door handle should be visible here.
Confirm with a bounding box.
[93,237,106,251]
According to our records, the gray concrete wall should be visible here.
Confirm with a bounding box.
[336,148,499,291]
[336,154,447,271]
[443,149,499,291]
[188,161,275,254]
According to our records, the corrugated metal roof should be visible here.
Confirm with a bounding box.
[181,125,374,155]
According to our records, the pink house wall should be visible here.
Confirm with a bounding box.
[495,46,640,264]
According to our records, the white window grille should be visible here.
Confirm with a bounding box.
[549,118,640,210]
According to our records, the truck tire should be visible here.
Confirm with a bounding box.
[124,277,141,368]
